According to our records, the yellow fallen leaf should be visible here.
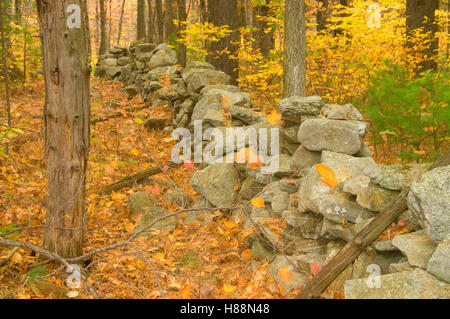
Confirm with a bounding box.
[315,164,339,188]
[277,267,294,283]
[223,284,237,293]
[267,110,282,125]
[155,252,165,260]
[129,148,140,156]
[251,197,265,208]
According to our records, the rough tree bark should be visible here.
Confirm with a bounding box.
[0,0,12,150]
[116,0,126,45]
[177,0,187,66]
[137,0,146,41]
[155,0,164,43]
[283,0,306,98]
[406,0,439,72]
[36,0,91,258]
[165,0,177,42]
[99,0,108,55]
[207,0,240,85]
[146,0,154,43]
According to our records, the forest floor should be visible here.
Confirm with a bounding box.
[0,78,315,299]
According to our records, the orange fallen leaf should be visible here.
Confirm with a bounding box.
[241,249,252,259]
[315,164,339,188]
[251,197,265,208]
[223,220,238,229]
[267,110,282,125]
[181,284,190,299]
[277,267,294,283]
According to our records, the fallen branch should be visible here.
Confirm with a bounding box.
[0,247,19,268]
[91,104,149,125]
[93,161,181,195]
[296,151,450,299]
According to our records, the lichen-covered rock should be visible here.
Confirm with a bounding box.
[276,96,324,123]
[323,103,363,121]
[147,47,177,70]
[183,69,231,93]
[374,163,430,191]
[190,164,239,207]
[427,235,450,283]
[127,192,157,217]
[392,231,437,269]
[344,268,450,299]
[407,165,450,243]
[356,183,399,212]
[343,175,371,196]
[298,119,368,155]
[268,255,309,292]
[165,189,193,207]
[291,145,321,172]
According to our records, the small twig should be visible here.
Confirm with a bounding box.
[0,247,19,267]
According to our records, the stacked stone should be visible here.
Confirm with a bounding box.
[95,44,449,298]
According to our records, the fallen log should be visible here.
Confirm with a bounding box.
[93,161,181,195]
[91,104,149,124]
[296,151,450,299]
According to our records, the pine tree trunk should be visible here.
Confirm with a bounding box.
[36,0,91,259]
[155,0,164,43]
[207,0,239,85]
[137,0,146,41]
[177,0,187,66]
[283,0,306,98]
[406,0,439,72]
[99,0,108,54]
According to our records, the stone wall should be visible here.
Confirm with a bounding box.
[96,44,449,299]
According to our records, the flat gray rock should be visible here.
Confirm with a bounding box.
[344,268,450,299]
[298,119,368,155]
[427,235,450,283]
[392,230,437,269]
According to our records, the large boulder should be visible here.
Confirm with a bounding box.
[407,165,450,243]
[183,69,231,93]
[190,164,239,207]
[344,268,450,299]
[298,119,368,155]
[147,47,177,70]
[276,96,324,123]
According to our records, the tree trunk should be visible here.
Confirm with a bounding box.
[146,0,154,43]
[36,0,91,259]
[165,0,177,42]
[99,0,108,55]
[316,0,328,32]
[14,0,22,22]
[155,0,164,43]
[283,0,306,98]
[406,0,439,72]
[117,0,126,45]
[0,0,12,153]
[137,0,146,41]
[207,0,239,85]
[199,0,207,24]
[253,2,274,58]
[177,0,187,66]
